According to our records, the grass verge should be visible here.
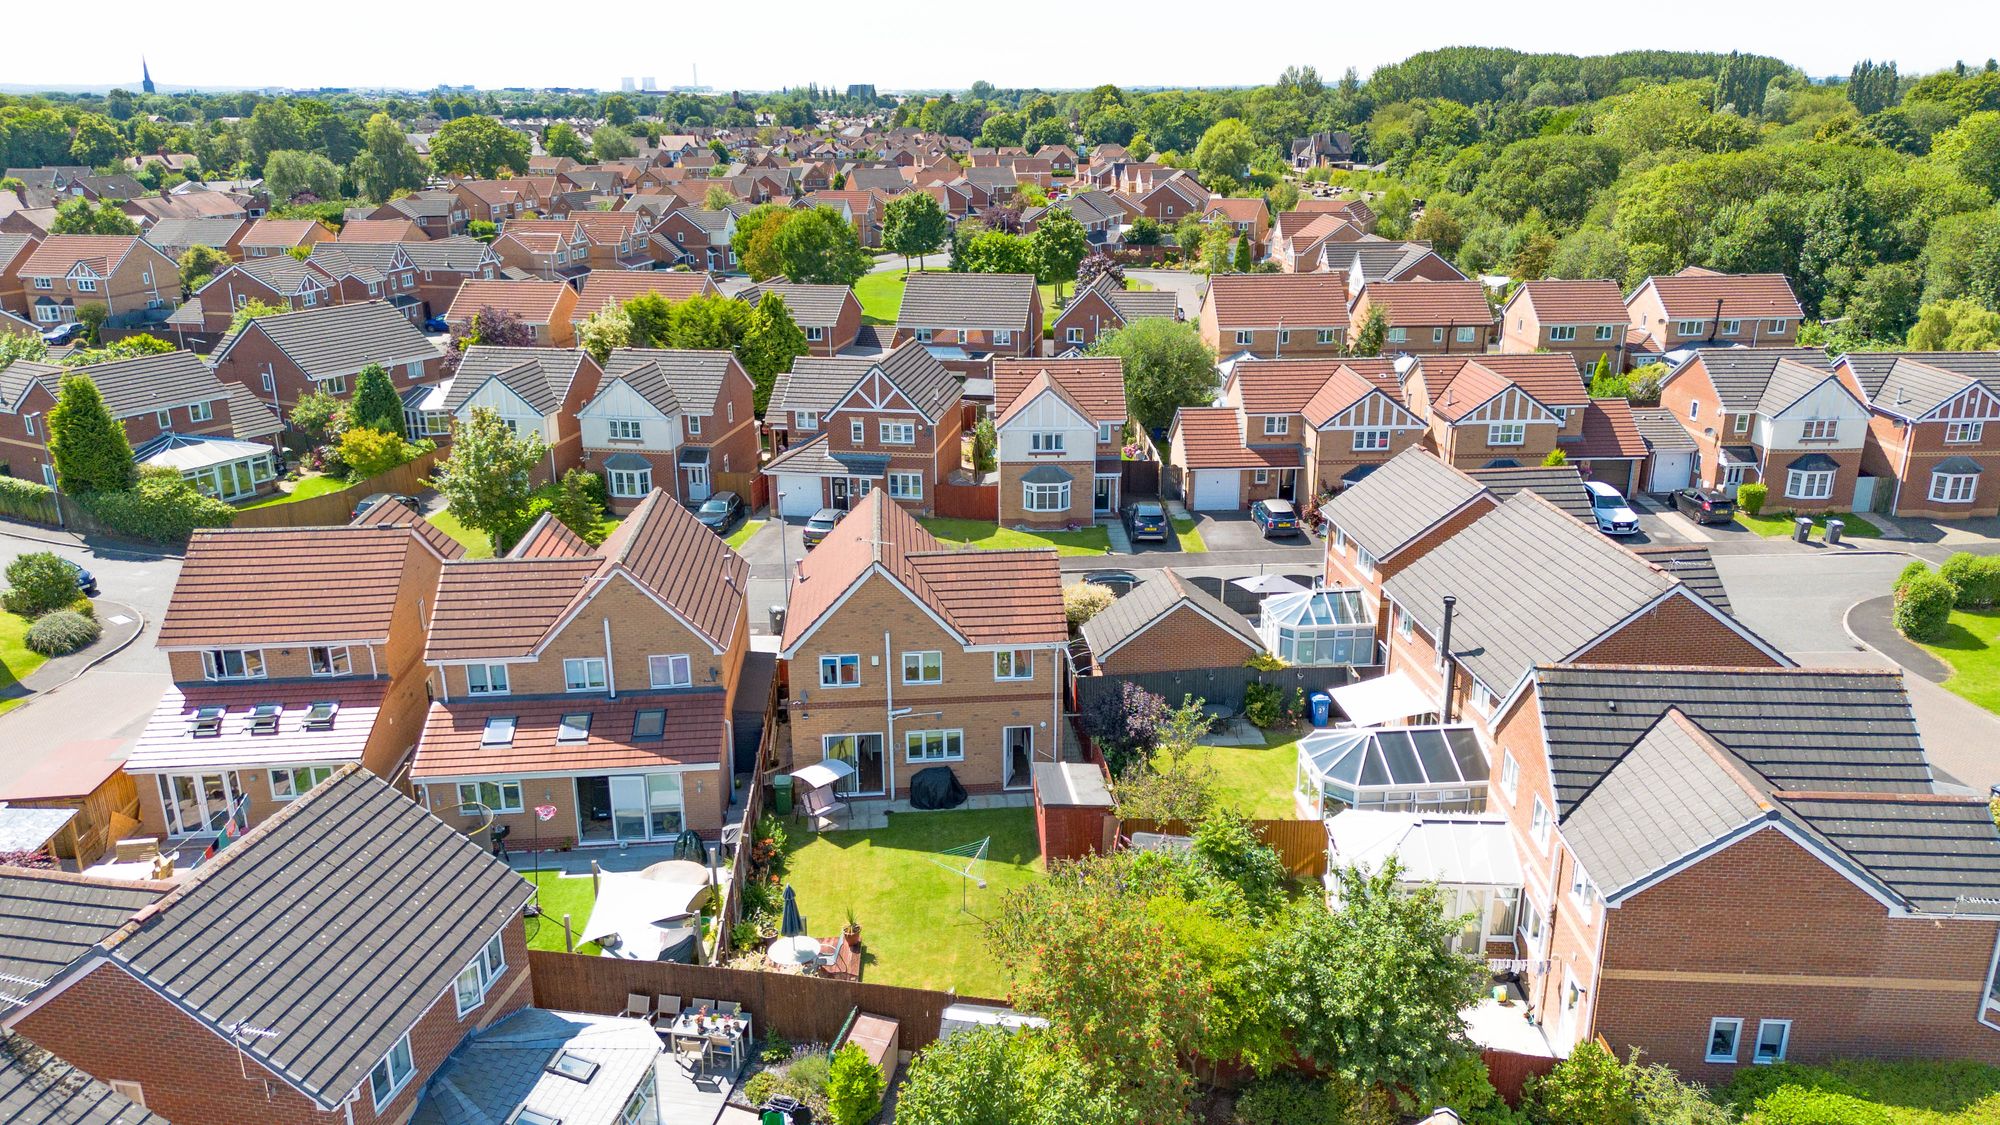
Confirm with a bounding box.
[725,519,766,550]
[1172,517,1207,553]
[1735,510,1881,538]
[1917,608,2000,715]
[0,611,48,716]
[919,517,1110,556]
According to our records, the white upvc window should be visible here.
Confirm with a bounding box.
[609,418,643,441]
[1067,327,1085,344]
[819,653,860,687]
[1734,413,1751,434]
[1098,421,1117,444]
[850,419,865,443]
[155,409,172,429]
[795,410,818,430]
[1263,415,1288,436]
[687,415,702,436]
[1432,327,1446,344]
[1930,472,1978,504]
[1549,325,1577,342]
[1785,469,1834,501]
[1499,750,1519,799]
[189,401,214,423]
[1317,328,1337,344]
[270,765,333,800]
[1235,330,1253,346]
[1352,429,1391,452]
[901,650,943,684]
[1799,418,1838,442]
[1675,319,1705,336]
[648,653,691,689]
[1278,329,1291,345]
[563,657,608,692]
[905,728,964,762]
[1753,1019,1791,1064]
[994,329,1013,346]
[1946,421,1984,444]
[21,413,36,438]
[33,305,59,323]
[202,648,265,680]
[916,328,935,343]
[1456,326,1478,343]
[75,276,98,293]
[1767,319,1789,334]
[1357,547,1379,579]
[457,779,522,814]
[805,325,824,341]
[466,663,509,695]
[1569,860,1600,914]
[608,467,651,498]
[1706,1018,1743,1063]
[1254,469,1269,484]
[1023,481,1070,511]
[324,376,347,395]
[32,276,51,289]
[1689,399,1700,421]
[453,933,509,1016]
[1030,431,1066,454]
[1530,797,1552,850]
[308,646,351,676]
[1595,324,1617,341]
[880,421,915,445]
[1488,423,1526,446]
[369,1034,417,1111]
[994,649,1033,681]
[888,471,923,500]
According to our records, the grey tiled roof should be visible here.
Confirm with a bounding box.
[224,300,437,378]
[1319,446,1486,560]
[1107,288,1181,322]
[897,272,1036,331]
[403,236,498,272]
[449,346,588,414]
[68,350,230,419]
[1630,406,1697,452]
[412,1009,661,1125]
[0,1030,171,1124]
[1081,567,1261,663]
[737,281,855,327]
[1382,491,1681,699]
[770,356,874,416]
[605,347,738,414]
[762,432,889,477]
[1756,358,1843,417]
[1680,346,1829,412]
[1629,544,1731,612]
[1775,792,2000,915]
[589,353,681,415]
[1532,665,1928,817]
[0,872,160,996]
[143,216,247,253]
[1465,465,1592,522]
[1866,356,1986,417]
[223,382,286,441]
[874,340,962,422]
[104,767,531,1109]
[1839,350,2000,399]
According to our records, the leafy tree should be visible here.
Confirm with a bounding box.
[959,230,1035,275]
[4,552,83,619]
[430,406,548,552]
[730,204,793,280]
[1542,447,1569,466]
[430,115,530,178]
[338,426,415,478]
[622,292,674,347]
[977,111,1024,149]
[742,292,808,414]
[1849,60,1902,116]
[772,206,871,285]
[1191,118,1259,189]
[68,115,126,167]
[542,122,587,161]
[263,150,340,203]
[1930,111,2000,198]
[600,93,636,126]
[2,109,72,166]
[1198,225,1235,274]
[1123,217,1163,247]
[576,301,631,364]
[177,245,232,291]
[590,124,636,162]
[1089,318,1216,432]
[547,468,607,541]
[1839,260,1925,341]
[1232,231,1255,272]
[244,100,307,170]
[1076,250,1124,292]
[825,1044,885,1125]
[1909,298,2000,350]
[1022,116,1072,153]
[230,299,290,334]
[0,330,49,370]
[352,112,427,202]
[881,191,949,272]
[895,1028,1046,1125]
[289,389,347,447]
[1347,303,1390,357]
[47,374,137,494]
[349,364,406,438]
[702,184,737,210]
[1520,1042,1637,1125]
[75,303,108,346]
[1920,209,2000,311]
[52,198,138,236]
[62,333,173,368]
[1030,207,1091,299]
[1475,135,1622,228]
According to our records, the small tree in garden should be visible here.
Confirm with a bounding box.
[48,374,136,494]
[1894,569,1957,641]
[547,469,608,541]
[578,303,633,365]
[430,407,548,552]
[445,306,537,376]
[3,551,80,618]
[1541,447,1568,467]
[1346,302,1389,357]
[348,364,406,439]
[825,1043,886,1125]
[338,427,413,479]
[1063,579,1115,628]
[741,292,810,415]
[289,389,347,449]
[1736,482,1767,516]
[1075,249,1124,292]
[1080,681,1171,775]
[1112,698,1217,825]
[1520,1041,1637,1125]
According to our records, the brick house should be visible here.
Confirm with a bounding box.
[1168,406,1299,511]
[0,1026,168,1122]
[444,346,606,487]
[1268,212,1367,274]
[1348,279,1494,356]
[777,489,1065,800]
[1657,347,1867,510]
[18,235,179,330]
[336,218,427,243]
[1319,447,1498,635]
[125,516,456,841]
[444,279,581,348]
[1330,241,1467,289]
[210,299,445,415]
[1203,197,1270,260]
[765,354,869,458]
[237,217,331,258]
[1499,279,1631,372]
[410,491,749,847]
[489,222,592,283]
[0,232,39,319]
[1835,352,2000,519]
[763,342,964,517]
[1,767,535,1125]
[1050,273,1180,351]
[1401,355,1573,469]
[601,346,758,501]
[737,281,863,356]
[303,241,425,324]
[369,191,468,239]
[395,237,503,318]
[1197,273,1350,361]
[991,357,1129,526]
[649,207,737,271]
[892,273,1042,370]
[1624,268,1805,360]
[1078,567,1263,676]
[1211,357,1427,508]
[180,256,337,337]
[142,216,249,264]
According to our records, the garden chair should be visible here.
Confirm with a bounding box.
[674,1034,710,1077]
[623,993,651,1021]
[718,1000,741,1018]
[692,997,717,1013]
[650,995,682,1027]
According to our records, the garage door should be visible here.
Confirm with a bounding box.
[774,476,822,517]
[1190,469,1240,511]
[1647,451,1692,494]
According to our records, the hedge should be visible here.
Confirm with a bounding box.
[76,468,235,543]
[1941,552,2000,609]
[0,475,57,523]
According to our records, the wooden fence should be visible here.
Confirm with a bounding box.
[712,470,768,512]
[1075,663,1357,716]
[1119,817,1328,876]
[711,675,778,963]
[229,449,442,529]
[933,480,998,521]
[526,950,1007,1053]
[1121,458,1160,499]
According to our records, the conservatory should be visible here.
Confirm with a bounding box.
[1257,588,1379,668]
[1294,724,1489,818]
[1325,810,1521,955]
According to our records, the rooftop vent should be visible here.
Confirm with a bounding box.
[303,701,339,730]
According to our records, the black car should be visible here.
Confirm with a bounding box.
[354,492,420,519]
[696,491,744,531]
[41,322,84,346]
[1671,487,1737,525]
[802,507,840,550]
[63,558,98,597]
[1123,500,1168,542]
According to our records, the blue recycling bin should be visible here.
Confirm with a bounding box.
[1309,691,1334,727]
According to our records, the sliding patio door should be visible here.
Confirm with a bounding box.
[824,734,885,797]
[609,775,650,842]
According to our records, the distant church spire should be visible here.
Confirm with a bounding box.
[141,58,155,95]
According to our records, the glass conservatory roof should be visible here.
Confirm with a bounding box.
[1263,588,1373,628]
[1299,725,1489,789]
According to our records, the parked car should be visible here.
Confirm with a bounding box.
[1671,487,1737,525]
[1251,498,1302,537]
[803,507,840,550]
[41,322,83,346]
[1124,500,1168,542]
[63,558,98,597]
[1584,480,1640,535]
[1081,570,1139,596]
[695,491,744,532]
[423,315,450,333]
[354,492,420,518]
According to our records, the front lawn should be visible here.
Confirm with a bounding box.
[0,611,47,716]
[425,509,494,559]
[1735,510,1881,539]
[780,807,1041,996]
[1185,730,1302,818]
[919,517,1110,556]
[724,519,766,550]
[1917,608,2000,715]
[1171,517,1207,553]
[236,473,354,510]
[521,869,604,956]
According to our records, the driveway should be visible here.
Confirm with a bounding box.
[0,529,180,793]
[1125,269,1205,321]
[1188,511,1324,556]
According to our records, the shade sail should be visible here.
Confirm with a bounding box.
[1330,671,1436,728]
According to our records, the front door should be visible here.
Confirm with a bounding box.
[1003,726,1035,790]
[158,772,241,837]
[610,775,650,842]
[831,477,850,510]
[685,464,711,502]
[1554,968,1587,1053]
[825,733,885,797]
[1093,477,1116,514]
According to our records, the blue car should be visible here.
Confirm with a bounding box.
[424,315,450,333]
[41,322,84,346]
[1123,501,1168,542]
[1251,498,1301,537]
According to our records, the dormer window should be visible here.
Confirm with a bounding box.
[1263,416,1288,437]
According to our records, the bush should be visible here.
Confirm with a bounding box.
[1521,1041,1637,1125]
[782,1052,831,1100]
[1894,559,1933,597]
[742,1070,780,1106]
[1063,580,1115,628]
[1941,552,2000,608]
[1746,1086,1892,1125]
[1233,1074,1344,1125]
[1736,482,1768,517]
[1434,1051,1523,1125]
[25,609,100,656]
[1894,570,1958,641]
[337,426,421,479]
[3,552,79,618]
[77,467,235,543]
[825,1043,885,1125]
[1243,680,1287,728]
[759,1034,793,1064]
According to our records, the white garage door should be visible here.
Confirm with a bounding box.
[1647,451,1692,494]
[1190,469,1240,511]
[774,476,822,517]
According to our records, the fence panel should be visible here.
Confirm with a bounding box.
[1119,817,1326,876]
[1121,459,1160,499]
[1075,664,1354,715]
[933,481,997,521]
[230,450,441,530]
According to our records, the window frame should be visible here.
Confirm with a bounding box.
[608,418,644,441]
[188,401,215,424]
[1352,429,1391,452]
[369,1034,417,1112]
[1753,1019,1790,1065]
[994,649,1033,681]
[887,471,923,500]
[1235,330,1253,346]
[465,663,509,695]
[1946,421,1984,444]
[1705,1018,1743,1064]
[1799,418,1838,442]
[1785,468,1834,501]
[1317,328,1337,345]
[1549,325,1578,342]
[1530,797,1552,850]
[269,765,334,800]
[1262,415,1289,436]
[1595,324,1616,341]
[1023,481,1070,512]
[202,648,266,681]
[904,728,965,763]
[648,653,692,689]
[901,650,943,685]
[457,779,523,814]
[1931,472,1978,504]
[1386,327,1408,344]
[1499,750,1519,799]
[879,420,916,445]
[819,653,860,688]
[607,467,652,498]
[1029,430,1067,454]
[562,657,608,693]
[307,645,351,677]
[794,410,819,430]
[850,418,865,443]
[1488,423,1527,446]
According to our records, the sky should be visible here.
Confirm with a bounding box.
[17,0,2000,93]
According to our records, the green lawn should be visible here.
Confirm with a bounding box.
[521,870,604,956]
[1171,517,1207,553]
[780,807,1041,996]
[724,519,766,550]
[1186,731,1303,818]
[426,509,495,559]
[1918,609,2000,715]
[855,269,1152,327]
[236,473,354,510]
[919,517,1110,556]
[0,612,47,716]
[1735,510,1881,538]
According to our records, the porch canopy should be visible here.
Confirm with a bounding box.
[1330,670,1436,728]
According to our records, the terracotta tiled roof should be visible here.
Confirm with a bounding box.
[1205,273,1349,329]
[1564,398,1649,460]
[1172,406,1296,467]
[779,490,1064,653]
[159,526,415,647]
[241,219,323,248]
[20,234,145,278]
[349,498,465,561]
[1300,363,1411,427]
[1638,271,1804,321]
[410,690,726,779]
[425,557,604,660]
[992,357,1126,424]
[1355,279,1493,326]
[1230,358,1351,415]
[445,278,571,323]
[1511,279,1628,324]
[337,218,426,242]
[509,512,597,558]
[1415,354,1585,414]
[576,270,717,312]
[993,370,1088,428]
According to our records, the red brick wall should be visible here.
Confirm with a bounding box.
[1572,592,1780,667]
[1094,604,1260,676]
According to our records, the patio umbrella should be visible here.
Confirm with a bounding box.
[1233,573,1308,596]
[779,885,807,939]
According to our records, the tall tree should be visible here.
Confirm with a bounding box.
[263,150,340,203]
[352,112,427,202]
[590,124,636,162]
[68,115,126,167]
[542,122,588,161]
[1089,318,1216,432]
[349,363,406,438]
[244,100,307,170]
[429,115,530,179]
[1191,118,1260,190]
[48,374,137,494]
[730,204,793,280]
[663,294,753,351]
[772,206,871,286]
[52,199,138,236]
[741,292,809,414]
[881,191,949,272]
[1030,207,1091,299]
[177,245,231,291]
[578,303,634,364]
[429,407,548,552]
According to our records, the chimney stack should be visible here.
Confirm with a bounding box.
[1436,595,1458,722]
